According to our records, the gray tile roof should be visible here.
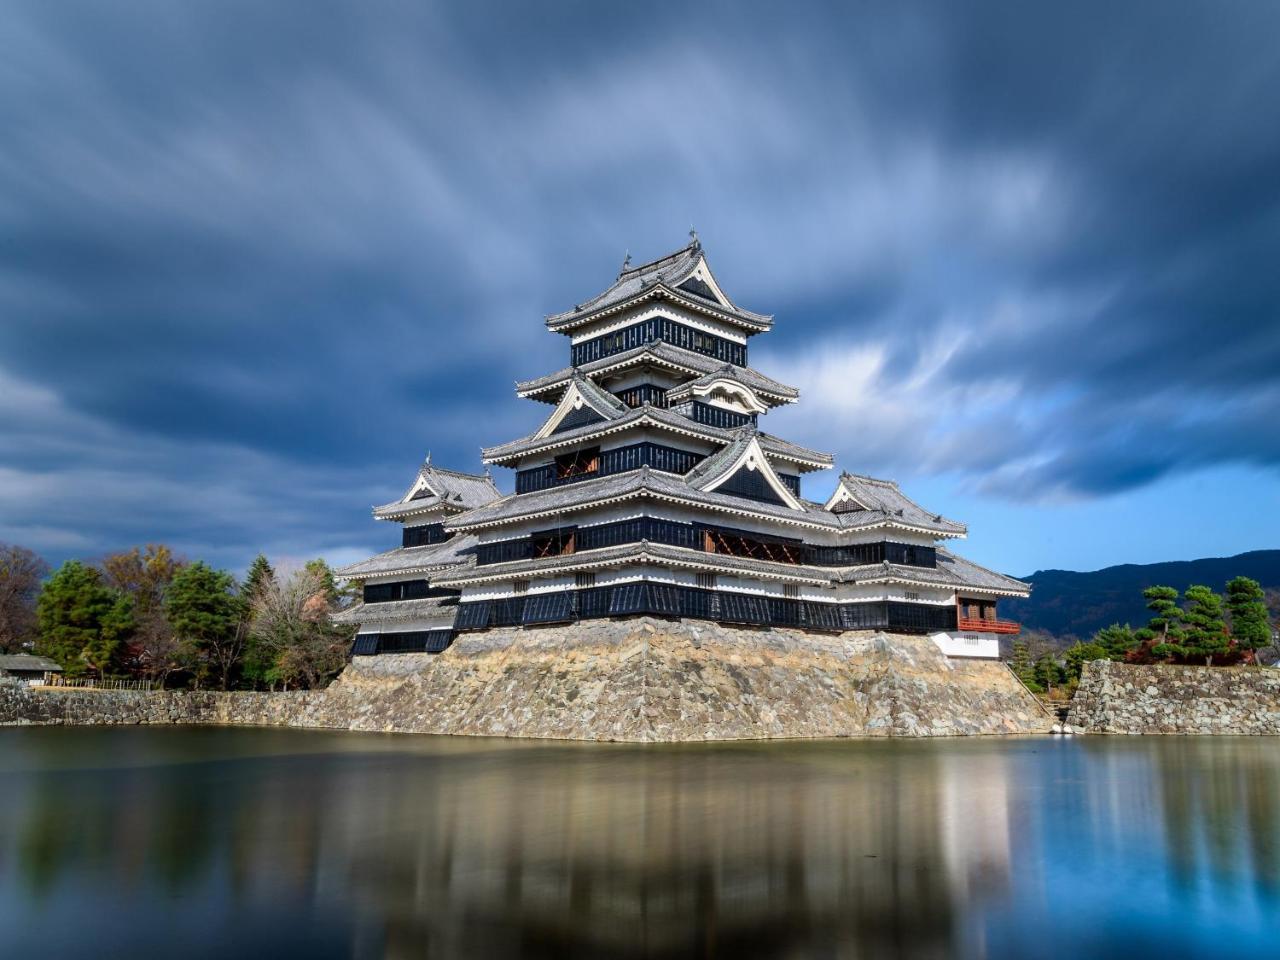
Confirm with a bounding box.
[836,552,1029,596]
[683,427,759,487]
[482,404,833,469]
[336,534,478,579]
[544,241,773,333]
[431,539,1029,597]
[827,473,967,536]
[333,597,459,627]
[445,467,953,538]
[516,342,799,405]
[566,372,630,418]
[432,540,832,588]
[373,460,501,520]
[0,654,62,673]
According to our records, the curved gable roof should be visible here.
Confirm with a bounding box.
[545,240,773,334]
[373,459,502,520]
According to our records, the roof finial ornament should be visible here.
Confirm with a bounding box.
[688,226,700,249]
[621,249,631,272]
[425,450,432,466]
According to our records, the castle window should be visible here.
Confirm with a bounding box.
[555,447,599,480]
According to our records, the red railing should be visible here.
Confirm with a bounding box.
[957,617,1021,635]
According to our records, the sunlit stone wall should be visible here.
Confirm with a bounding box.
[1070,660,1280,734]
[0,621,1051,740]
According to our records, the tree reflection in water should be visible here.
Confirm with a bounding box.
[0,729,1277,959]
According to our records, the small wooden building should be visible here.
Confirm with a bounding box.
[0,654,64,685]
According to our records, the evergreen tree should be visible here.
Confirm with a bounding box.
[241,554,276,605]
[1141,586,1185,660]
[1033,652,1065,693]
[35,561,133,675]
[166,562,245,690]
[1092,623,1136,661]
[1009,637,1039,691]
[1182,584,1229,666]
[1064,641,1109,681]
[1225,576,1270,655]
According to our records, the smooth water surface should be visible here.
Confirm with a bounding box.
[0,728,1277,959]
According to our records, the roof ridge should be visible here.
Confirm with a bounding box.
[616,240,699,281]
[428,464,496,482]
[840,471,899,487]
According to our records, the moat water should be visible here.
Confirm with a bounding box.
[0,729,1276,959]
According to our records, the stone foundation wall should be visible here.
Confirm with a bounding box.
[1068,660,1280,734]
[0,619,1051,741]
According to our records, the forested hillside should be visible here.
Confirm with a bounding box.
[1004,550,1280,638]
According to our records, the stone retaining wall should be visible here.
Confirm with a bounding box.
[1068,660,1280,734]
[0,619,1051,741]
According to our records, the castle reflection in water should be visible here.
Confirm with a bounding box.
[1,731,1278,959]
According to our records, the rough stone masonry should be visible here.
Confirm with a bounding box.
[1069,660,1280,735]
[0,619,1051,741]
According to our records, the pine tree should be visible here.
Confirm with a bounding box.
[1033,652,1065,693]
[1064,641,1109,680]
[35,560,133,675]
[1182,584,1229,666]
[1142,586,1185,661]
[166,562,245,690]
[1225,576,1270,655]
[1092,623,1136,661]
[241,554,275,605]
[1009,637,1038,691]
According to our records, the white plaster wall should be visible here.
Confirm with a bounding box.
[930,631,1001,659]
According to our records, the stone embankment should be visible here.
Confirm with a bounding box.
[1068,660,1280,735]
[0,619,1051,741]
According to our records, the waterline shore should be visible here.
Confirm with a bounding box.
[0,621,1049,741]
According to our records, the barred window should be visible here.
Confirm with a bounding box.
[513,580,529,595]
[522,590,574,625]
[696,572,717,590]
[784,584,800,599]
[454,602,492,631]
[576,572,596,589]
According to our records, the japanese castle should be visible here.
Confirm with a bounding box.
[337,237,1029,658]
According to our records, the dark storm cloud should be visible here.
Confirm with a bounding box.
[1,0,1278,565]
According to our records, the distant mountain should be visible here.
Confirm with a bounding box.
[1003,549,1280,639]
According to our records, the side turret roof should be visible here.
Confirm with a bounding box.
[665,365,769,412]
[336,533,479,579]
[544,240,773,334]
[372,460,501,521]
[824,473,967,536]
[684,427,806,509]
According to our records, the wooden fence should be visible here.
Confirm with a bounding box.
[41,676,157,692]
